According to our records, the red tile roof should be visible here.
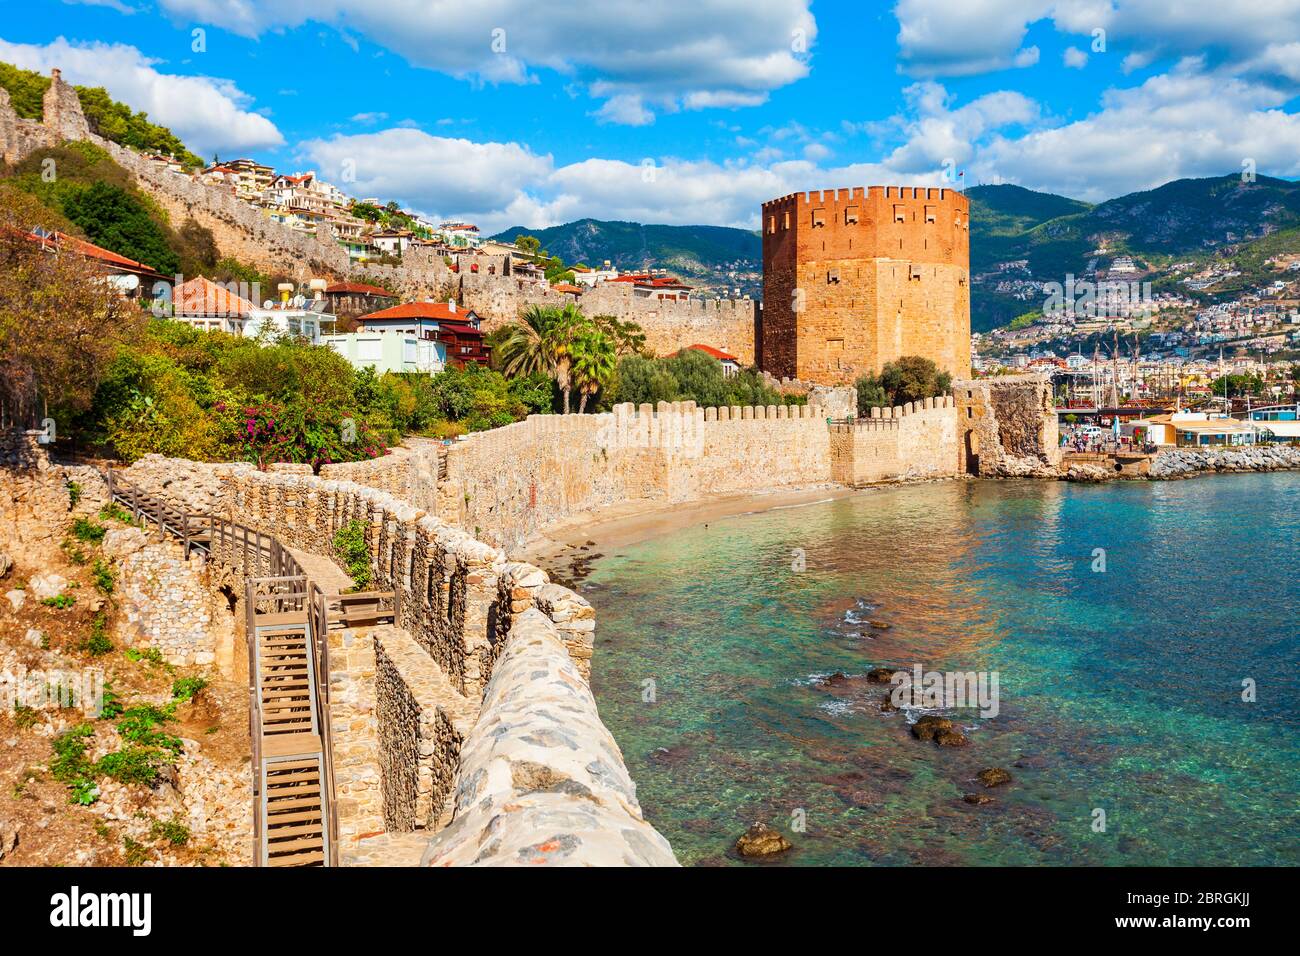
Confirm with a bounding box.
[551,283,584,295]
[26,229,164,277]
[686,343,739,362]
[359,301,477,322]
[174,276,257,317]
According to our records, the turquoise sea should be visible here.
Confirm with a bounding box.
[578,475,1300,866]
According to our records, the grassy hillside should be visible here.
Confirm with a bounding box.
[0,60,203,169]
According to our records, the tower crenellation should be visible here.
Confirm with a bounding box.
[760,184,971,385]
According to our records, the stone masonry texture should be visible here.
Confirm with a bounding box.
[761,186,971,385]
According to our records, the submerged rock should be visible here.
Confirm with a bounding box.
[977,767,1013,788]
[817,672,851,687]
[963,793,993,806]
[935,729,969,747]
[910,715,953,741]
[735,822,793,858]
[867,620,891,630]
[866,667,900,684]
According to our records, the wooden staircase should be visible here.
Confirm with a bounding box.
[248,587,338,867]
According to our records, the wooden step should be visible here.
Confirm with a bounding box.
[264,768,320,784]
[265,836,323,854]
[264,820,323,839]
[267,850,324,867]
[265,794,323,812]
[264,809,323,825]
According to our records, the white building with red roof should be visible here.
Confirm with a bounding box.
[685,343,741,376]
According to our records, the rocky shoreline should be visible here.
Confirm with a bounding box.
[1066,445,1300,482]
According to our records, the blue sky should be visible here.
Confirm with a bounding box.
[3,1,1299,232]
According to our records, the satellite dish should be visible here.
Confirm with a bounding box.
[263,300,275,309]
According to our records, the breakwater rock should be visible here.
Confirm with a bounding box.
[1148,446,1300,480]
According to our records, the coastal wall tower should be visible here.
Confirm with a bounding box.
[760,186,971,385]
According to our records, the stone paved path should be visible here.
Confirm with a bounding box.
[289,547,353,593]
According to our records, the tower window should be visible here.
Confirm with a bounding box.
[893,204,906,223]
[845,206,859,224]
[811,209,826,227]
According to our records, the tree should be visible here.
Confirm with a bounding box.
[572,327,617,413]
[490,303,586,412]
[611,355,679,407]
[514,235,541,260]
[61,180,180,275]
[0,191,141,430]
[593,314,646,356]
[856,356,952,414]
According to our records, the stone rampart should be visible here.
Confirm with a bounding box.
[421,607,678,867]
[953,374,1060,477]
[427,402,832,552]
[829,397,959,486]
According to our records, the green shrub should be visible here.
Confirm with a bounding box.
[125,647,167,667]
[332,520,372,590]
[97,746,168,786]
[51,723,99,803]
[99,503,133,524]
[91,558,115,595]
[67,480,82,507]
[150,818,190,846]
[117,704,182,754]
[42,593,76,610]
[71,517,107,543]
[12,704,40,729]
[171,676,208,703]
[84,613,114,656]
[122,836,149,866]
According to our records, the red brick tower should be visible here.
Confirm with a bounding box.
[760,186,971,384]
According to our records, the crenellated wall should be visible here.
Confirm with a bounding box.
[426,402,833,552]
[829,396,960,486]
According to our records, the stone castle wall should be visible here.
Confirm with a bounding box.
[829,397,960,486]
[953,374,1060,477]
[1,69,757,360]
[427,402,832,553]
[761,186,971,384]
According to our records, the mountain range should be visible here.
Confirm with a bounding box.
[495,175,1300,330]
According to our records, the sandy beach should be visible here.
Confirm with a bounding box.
[519,483,865,569]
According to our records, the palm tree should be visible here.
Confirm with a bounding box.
[491,305,557,379]
[490,303,587,413]
[572,328,617,413]
[550,304,585,413]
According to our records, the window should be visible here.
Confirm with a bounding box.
[924,205,937,223]
[893,204,906,223]
[811,209,826,227]
[768,216,776,235]
[845,206,859,224]
[828,268,840,284]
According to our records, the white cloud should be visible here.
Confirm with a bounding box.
[350,111,388,125]
[895,0,1300,77]
[296,122,957,234]
[1063,47,1089,69]
[883,83,1039,173]
[158,0,816,124]
[298,127,553,221]
[895,0,1051,75]
[972,59,1300,200]
[0,36,283,156]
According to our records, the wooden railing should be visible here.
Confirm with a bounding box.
[104,467,338,865]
